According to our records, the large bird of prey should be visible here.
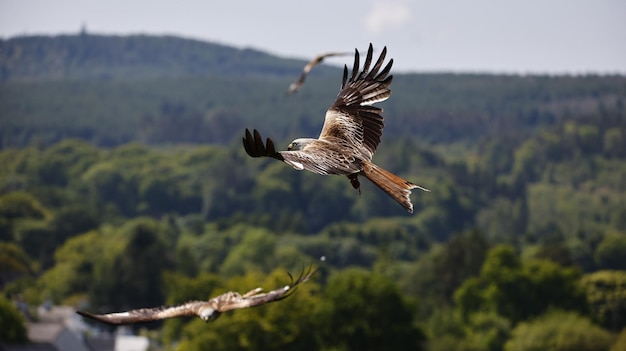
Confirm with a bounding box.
[287,51,350,94]
[76,266,317,325]
[244,43,429,213]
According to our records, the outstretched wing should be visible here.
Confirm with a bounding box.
[216,265,318,312]
[78,267,317,325]
[287,51,350,94]
[243,129,359,175]
[319,43,392,158]
[77,300,207,325]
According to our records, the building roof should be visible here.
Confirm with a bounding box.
[26,323,64,344]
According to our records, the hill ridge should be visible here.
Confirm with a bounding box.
[0,33,340,82]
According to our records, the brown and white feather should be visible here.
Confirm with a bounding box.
[243,43,428,213]
[77,266,317,325]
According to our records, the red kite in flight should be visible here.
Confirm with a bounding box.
[244,43,428,213]
[77,266,317,325]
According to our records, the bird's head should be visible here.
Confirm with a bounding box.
[287,138,313,151]
[198,307,221,322]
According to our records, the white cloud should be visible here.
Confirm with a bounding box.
[363,0,412,36]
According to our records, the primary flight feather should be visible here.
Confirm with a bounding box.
[244,43,428,213]
[77,266,317,325]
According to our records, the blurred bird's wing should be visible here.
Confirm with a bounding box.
[288,51,350,94]
[76,300,208,325]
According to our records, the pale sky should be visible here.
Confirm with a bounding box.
[1,0,625,74]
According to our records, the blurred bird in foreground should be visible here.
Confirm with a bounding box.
[77,266,317,325]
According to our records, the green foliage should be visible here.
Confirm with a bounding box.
[99,218,174,310]
[423,307,466,351]
[504,310,614,351]
[0,242,33,288]
[0,191,50,242]
[603,127,625,158]
[427,311,511,351]
[595,233,626,270]
[315,268,425,351]
[476,197,528,243]
[455,245,585,324]
[403,229,488,311]
[462,312,512,351]
[12,218,56,268]
[611,328,626,351]
[37,230,119,303]
[581,270,626,331]
[219,228,277,276]
[0,191,50,221]
[0,294,28,342]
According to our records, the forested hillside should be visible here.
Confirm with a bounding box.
[2,34,625,148]
[1,34,626,350]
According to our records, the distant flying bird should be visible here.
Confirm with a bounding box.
[287,51,350,94]
[77,266,317,325]
[244,43,429,213]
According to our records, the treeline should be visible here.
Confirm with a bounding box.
[1,107,626,349]
[2,35,626,149]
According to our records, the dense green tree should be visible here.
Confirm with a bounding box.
[581,270,626,331]
[0,191,49,221]
[89,218,174,311]
[403,229,488,313]
[476,197,527,243]
[80,161,138,216]
[611,328,626,351]
[455,245,585,324]
[28,139,100,186]
[219,228,277,276]
[462,312,512,351]
[433,229,489,301]
[315,268,425,351]
[0,242,33,289]
[12,218,56,268]
[422,307,466,351]
[38,230,108,303]
[603,127,625,158]
[504,310,614,351]
[0,191,50,241]
[512,139,544,182]
[0,294,28,343]
[594,233,626,270]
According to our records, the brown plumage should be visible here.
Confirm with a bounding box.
[76,266,317,325]
[244,43,429,213]
[287,51,350,94]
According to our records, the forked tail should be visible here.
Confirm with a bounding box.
[361,161,429,213]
